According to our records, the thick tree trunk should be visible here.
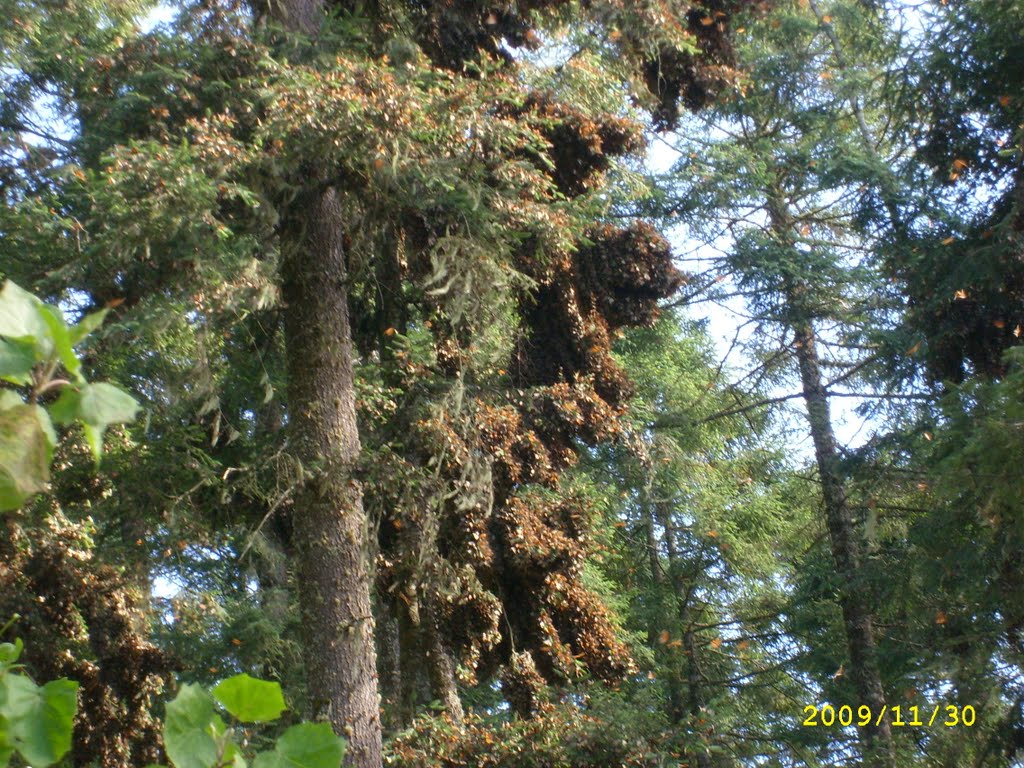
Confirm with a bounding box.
[280,186,382,768]
[269,0,383,763]
[792,322,894,768]
[390,593,464,724]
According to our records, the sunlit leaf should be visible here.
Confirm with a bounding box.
[252,723,345,768]
[212,674,286,723]
[164,684,218,768]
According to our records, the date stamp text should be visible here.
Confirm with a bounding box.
[802,704,976,728]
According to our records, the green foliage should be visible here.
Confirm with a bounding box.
[386,704,655,768]
[212,674,287,723]
[4,0,1024,766]
[0,395,55,512]
[252,724,346,768]
[0,280,138,509]
[0,655,344,768]
[159,674,344,768]
[163,684,222,768]
[0,633,78,768]
[916,346,1024,665]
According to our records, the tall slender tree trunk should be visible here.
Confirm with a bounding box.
[654,500,714,768]
[763,189,894,767]
[642,493,666,650]
[791,321,894,768]
[280,185,382,767]
[682,627,713,768]
[376,600,403,734]
[651,499,686,725]
[396,600,426,724]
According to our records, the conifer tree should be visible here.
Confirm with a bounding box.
[2,0,763,764]
[650,1,916,763]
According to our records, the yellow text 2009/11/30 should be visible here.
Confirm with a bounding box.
[802,704,977,728]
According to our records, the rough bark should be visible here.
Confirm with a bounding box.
[280,185,382,767]
[270,0,324,37]
[266,0,384,762]
[389,595,464,725]
[792,322,894,768]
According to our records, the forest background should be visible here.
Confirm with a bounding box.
[1,0,1023,766]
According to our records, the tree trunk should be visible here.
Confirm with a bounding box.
[791,322,894,768]
[395,601,431,724]
[269,0,383,762]
[280,185,383,767]
[683,626,713,768]
[651,500,686,724]
[376,599,403,734]
[643,493,665,648]
[763,185,894,767]
[423,602,465,724]
[654,501,713,768]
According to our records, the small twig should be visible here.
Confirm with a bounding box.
[0,614,21,638]
[237,484,298,562]
[35,378,71,397]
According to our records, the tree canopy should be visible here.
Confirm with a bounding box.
[2,0,1024,767]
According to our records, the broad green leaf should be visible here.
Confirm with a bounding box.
[76,383,140,462]
[47,388,81,426]
[78,382,140,428]
[0,639,22,667]
[0,674,77,767]
[82,423,103,465]
[0,281,50,353]
[19,679,77,767]
[0,720,14,768]
[38,305,82,382]
[164,683,218,768]
[35,405,56,449]
[0,405,56,512]
[0,392,21,410]
[252,723,345,768]
[208,712,226,737]
[223,741,248,768]
[68,308,109,345]
[212,674,286,723]
[0,339,36,386]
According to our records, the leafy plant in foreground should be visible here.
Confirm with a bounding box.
[154,672,345,768]
[0,639,345,768]
[0,630,77,767]
[0,279,139,510]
